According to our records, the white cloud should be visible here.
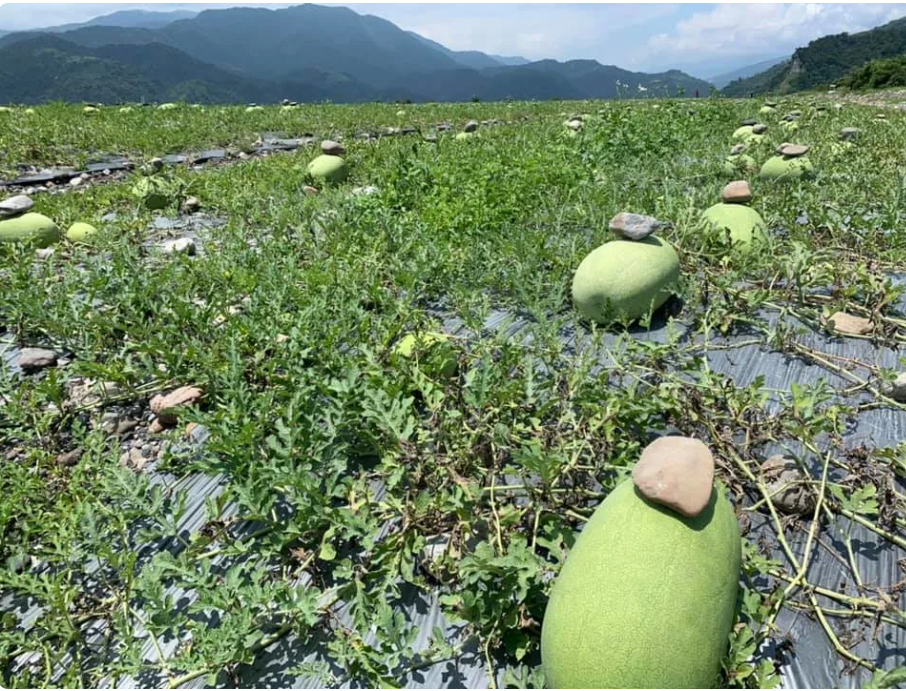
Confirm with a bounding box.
[642,3,906,66]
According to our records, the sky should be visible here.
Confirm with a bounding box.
[1,2,906,78]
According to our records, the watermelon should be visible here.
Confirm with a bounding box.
[0,213,61,248]
[701,203,768,251]
[572,236,680,324]
[541,479,741,688]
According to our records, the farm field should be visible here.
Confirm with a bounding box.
[1,97,905,689]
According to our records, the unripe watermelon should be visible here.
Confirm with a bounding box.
[392,332,458,380]
[0,213,61,248]
[66,222,98,242]
[722,154,757,176]
[759,155,814,181]
[572,236,680,324]
[541,480,741,689]
[731,125,753,141]
[701,203,768,251]
[307,155,348,184]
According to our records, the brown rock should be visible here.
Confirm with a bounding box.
[149,385,203,425]
[779,143,809,158]
[826,311,873,336]
[56,449,82,466]
[632,436,715,518]
[760,455,814,515]
[721,180,752,204]
[114,419,139,436]
[302,185,319,197]
[148,418,166,434]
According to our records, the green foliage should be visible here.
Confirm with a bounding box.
[1,97,905,688]
[840,54,906,90]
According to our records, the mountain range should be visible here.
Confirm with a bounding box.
[0,4,711,104]
[723,15,906,95]
[707,56,788,90]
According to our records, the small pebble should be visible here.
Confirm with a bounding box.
[56,449,82,467]
[884,372,906,402]
[761,455,814,515]
[161,238,196,255]
[150,385,203,425]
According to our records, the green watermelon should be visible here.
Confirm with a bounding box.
[758,155,814,182]
[541,479,741,689]
[572,236,680,324]
[66,222,98,242]
[731,125,754,141]
[0,213,61,248]
[722,154,757,177]
[392,332,458,380]
[307,155,348,184]
[701,203,768,251]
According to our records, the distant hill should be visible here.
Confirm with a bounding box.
[490,55,530,67]
[406,31,520,70]
[43,9,198,33]
[0,3,711,104]
[708,56,788,89]
[723,15,906,95]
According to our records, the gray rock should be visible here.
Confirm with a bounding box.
[730,143,747,156]
[463,120,479,133]
[321,140,345,156]
[609,211,669,241]
[839,127,862,141]
[69,177,83,187]
[779,143,809,158]
[884,372,906,402]
[0,194,34,218]
[351,185,380,197]
[142,158,164,175]
[161,237,196,255]
[752,123,768,134]
[761,455,815,515]
[741,119,757,126]
[180,196,200,214]
[19,347,58,371]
